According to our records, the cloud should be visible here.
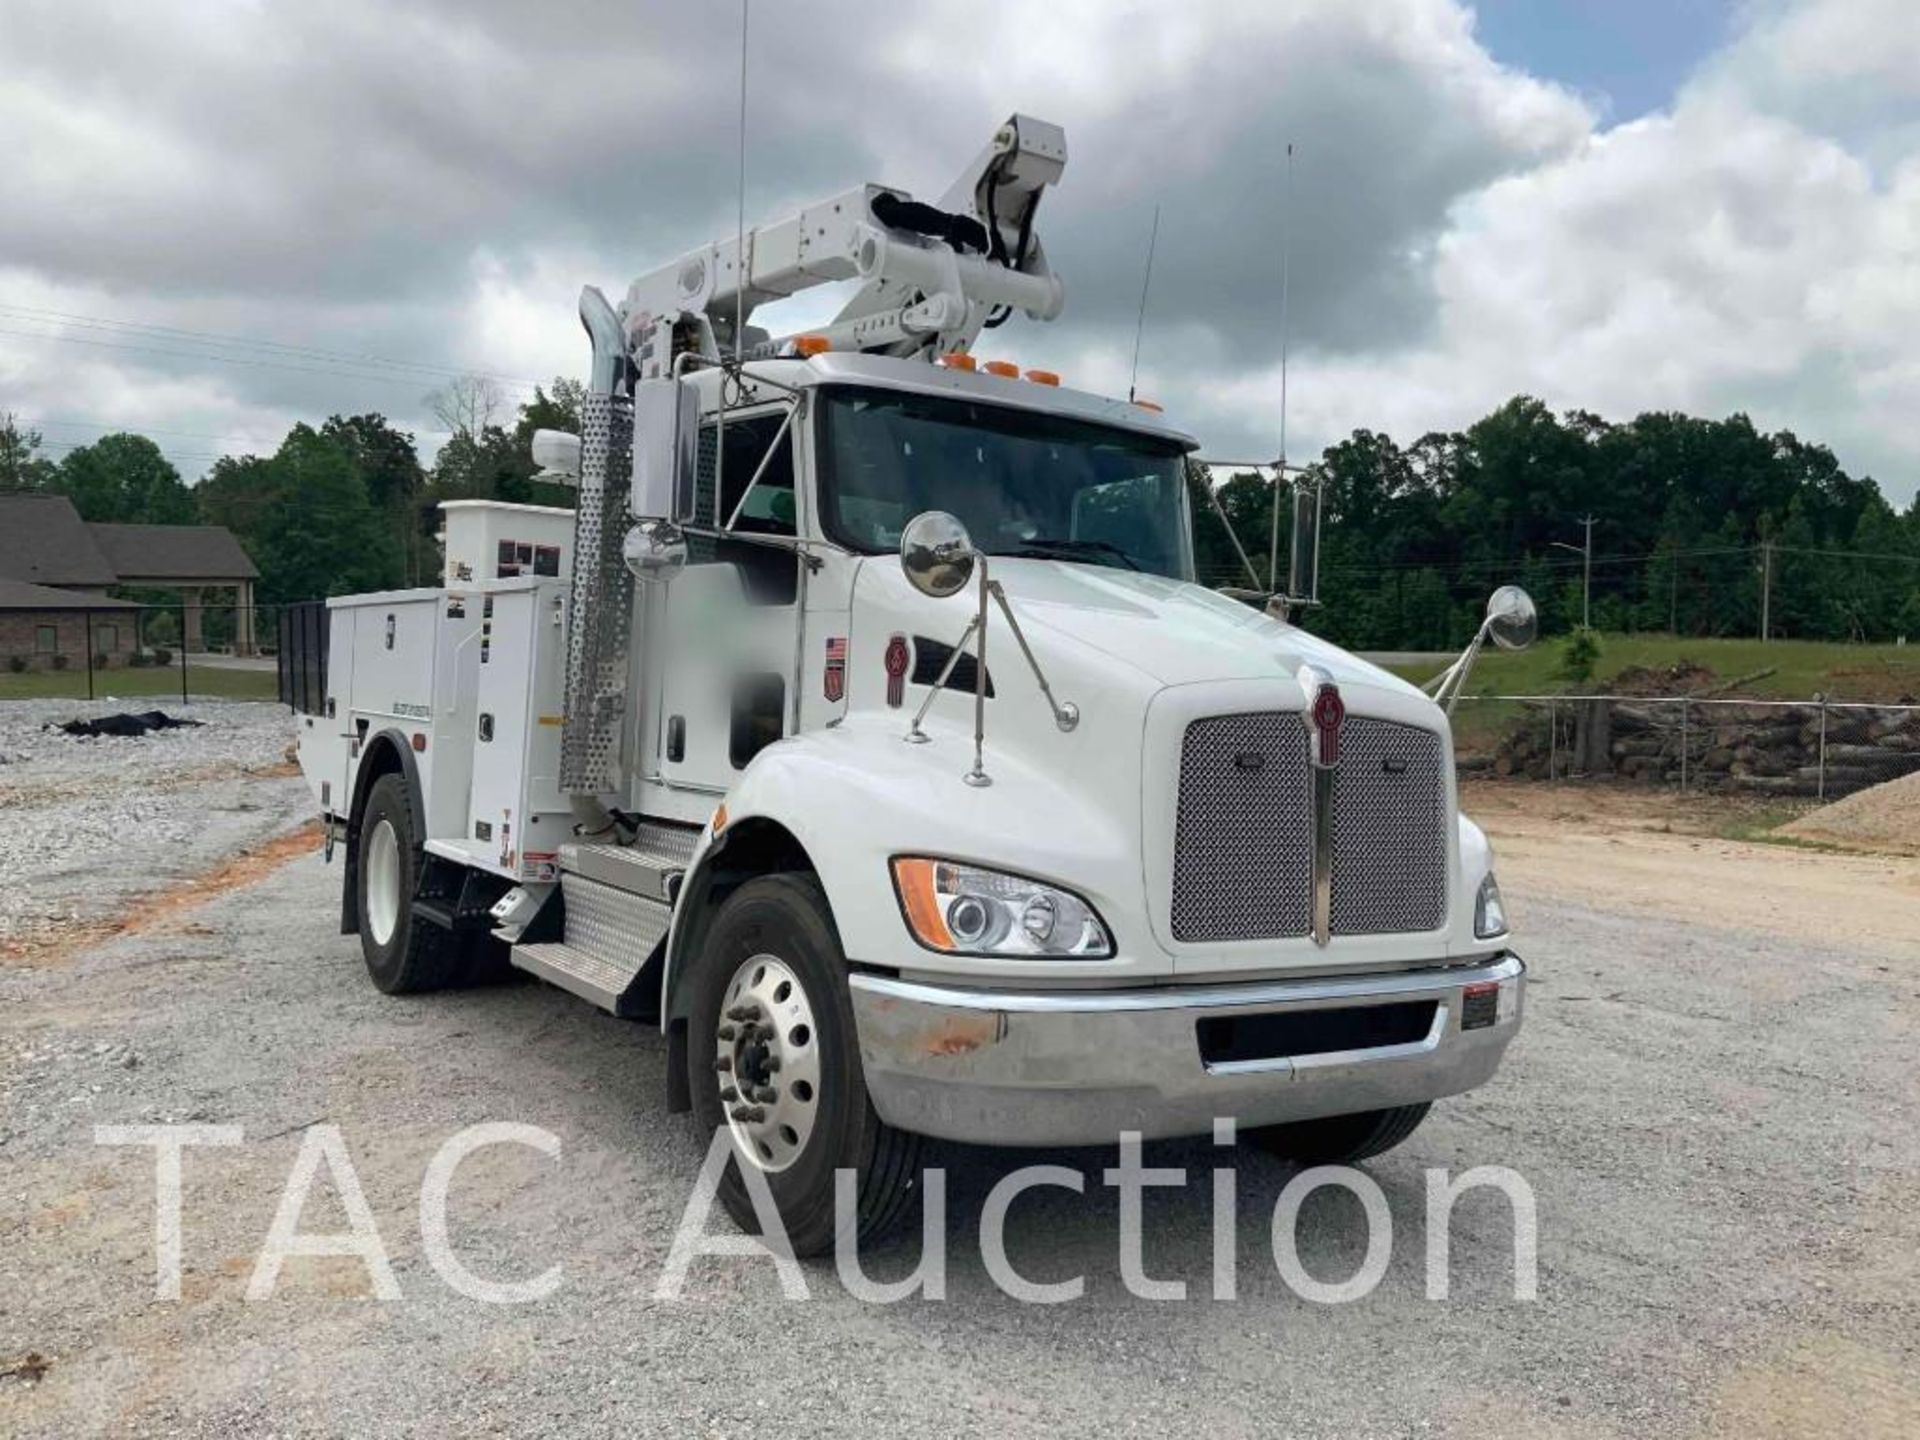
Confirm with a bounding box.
[1187,0,1920,496]
[0,0,1913,502]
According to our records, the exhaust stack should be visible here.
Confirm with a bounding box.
[560,286,635,797]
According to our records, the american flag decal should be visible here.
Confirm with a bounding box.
[823,636,848,702]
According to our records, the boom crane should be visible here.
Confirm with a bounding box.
[610,114,1066,379]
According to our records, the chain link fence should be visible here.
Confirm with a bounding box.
[0,601,298,703]
[1451,693,1920,799]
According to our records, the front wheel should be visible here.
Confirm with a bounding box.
[686,874,921,1257]
[1246,1103,1431,1165]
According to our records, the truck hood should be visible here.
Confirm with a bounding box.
[987,557,1424,700]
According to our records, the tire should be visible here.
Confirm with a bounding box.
[1247,1103,1431,1165]
[686,874,921,1258]
[355,773,460,995]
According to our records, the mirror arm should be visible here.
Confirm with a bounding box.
[1199,477,1266,591]
[904,614,980,743]
[988,580,1079,732]
[722,395,803,532]
[1427,617,1493,714]
[966,560,992,786]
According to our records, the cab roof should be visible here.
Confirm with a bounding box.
[694,351,1198,451]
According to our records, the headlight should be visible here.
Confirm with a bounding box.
[891,858,1113,958]
[1474,872,1509,939]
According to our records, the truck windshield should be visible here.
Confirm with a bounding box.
[818,386,1193,580]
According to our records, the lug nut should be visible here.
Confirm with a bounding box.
[730,1105,766,1124]
[720,1085,739,1103]
[717,1024,736,1041]
[755,1086,778,1104]
[714,1056,732,1072]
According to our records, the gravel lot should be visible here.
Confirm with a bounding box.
[0,701,306,963]
[2,750,1917,1437]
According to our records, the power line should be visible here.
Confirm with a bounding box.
[0,302,542,390]
[32,415,454,445]
[0,324,519,394]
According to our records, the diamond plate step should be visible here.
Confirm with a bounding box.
[511,943,639,1012]
[509,873,670,1013]
[561,819,702,904]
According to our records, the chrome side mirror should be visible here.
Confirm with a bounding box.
[1486,585,1537,651]
[900,510,977,599]
[631,377,699,523]
[622,519,688,584]
[531,428,581,484]
[1426,583,1537,713]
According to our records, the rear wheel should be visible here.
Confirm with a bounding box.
[1247,1103,1431,1165]
[686,874,921,1257]
[355,773,459,994]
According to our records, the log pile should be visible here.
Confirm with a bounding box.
[1484,699,1920,796]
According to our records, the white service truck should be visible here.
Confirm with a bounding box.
[290,114,1532,1254]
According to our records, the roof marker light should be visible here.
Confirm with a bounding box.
[1024,369,1060,386]
[794,335,831,357]
[937,352,977,371]
[983,360,1020,378]
[1132,397,1164,413]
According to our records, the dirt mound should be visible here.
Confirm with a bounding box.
[1610,660,1716,696]
[1780,769,1920,853]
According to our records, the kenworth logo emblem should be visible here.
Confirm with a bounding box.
[1309,683,1345,769]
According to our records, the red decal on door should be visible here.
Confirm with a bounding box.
[884,634,910,707]
[824,636,847,702]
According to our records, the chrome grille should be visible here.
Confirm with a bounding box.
[1171,713,1312,941]
[1170,712,1446,942]
[1329,718,1447,934]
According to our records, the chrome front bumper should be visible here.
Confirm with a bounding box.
[849,952,1524,1146]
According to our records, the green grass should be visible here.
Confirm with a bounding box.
[1384,634,1920,704]
[1711,803,1867,853]
[0,666,279,701]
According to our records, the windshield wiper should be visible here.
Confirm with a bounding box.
[1009,537,1143,571]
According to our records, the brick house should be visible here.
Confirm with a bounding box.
[0,579,140,672]
[0,494,259,669]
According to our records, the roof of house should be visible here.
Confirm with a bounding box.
[0,495,119,587]
[89,523,259,581]
[0,578,140,611]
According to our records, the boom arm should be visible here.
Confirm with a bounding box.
[618,114,1066,378]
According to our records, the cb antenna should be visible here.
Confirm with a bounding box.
[1127,204,1161,403]
[1267,140,1295,593]
[734,0,751,363]
[715,0,750,524]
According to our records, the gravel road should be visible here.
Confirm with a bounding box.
[0,702,306,963]
[3,758,1917,1437]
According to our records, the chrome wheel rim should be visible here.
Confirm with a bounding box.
[365,818,402,948]
[713,953,821,1173]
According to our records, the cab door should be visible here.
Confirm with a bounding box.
[648,409,804,799]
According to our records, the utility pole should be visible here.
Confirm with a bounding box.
[1759,540,1773,642]
[1551,515,1597,631]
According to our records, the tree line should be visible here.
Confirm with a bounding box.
[0,377,582,608]
[3,385,1916,645]
[1192,397,1920,648]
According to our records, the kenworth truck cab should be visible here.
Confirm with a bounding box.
[291,115,1529,1253]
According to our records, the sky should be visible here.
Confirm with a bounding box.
[1,0,1916,503]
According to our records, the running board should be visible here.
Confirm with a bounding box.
[561,818,701,904]
[509,872,670,1015]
